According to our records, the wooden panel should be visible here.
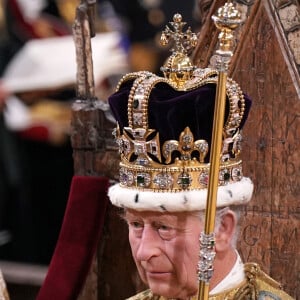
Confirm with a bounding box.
[71,105,119,179]
[229,1,300,298]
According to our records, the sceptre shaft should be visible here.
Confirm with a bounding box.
[197,2,242,299]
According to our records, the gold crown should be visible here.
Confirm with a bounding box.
[111,13,246,193]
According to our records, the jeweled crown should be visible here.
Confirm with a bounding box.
[108,13,253,212]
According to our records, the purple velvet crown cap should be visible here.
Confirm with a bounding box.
[108,79,252,164]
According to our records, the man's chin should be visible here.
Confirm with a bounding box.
[147,278,197,299]
[148,280,180,299]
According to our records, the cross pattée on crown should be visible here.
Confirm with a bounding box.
[114,124,162,166]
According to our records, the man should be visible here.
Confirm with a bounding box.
[107,9,293,300]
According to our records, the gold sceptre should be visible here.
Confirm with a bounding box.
[197,2,242,300]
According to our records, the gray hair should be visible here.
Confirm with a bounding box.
[190,206,242,247]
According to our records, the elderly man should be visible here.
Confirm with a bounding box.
[107,10,293,300]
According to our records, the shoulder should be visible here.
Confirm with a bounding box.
[126,289,160,300]
[244,263,294,299]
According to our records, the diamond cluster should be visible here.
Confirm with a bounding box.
[198,233,216,283]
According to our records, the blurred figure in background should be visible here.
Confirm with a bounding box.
[98,0,200,73]
[0,0,73,71]
[0,0,76,265]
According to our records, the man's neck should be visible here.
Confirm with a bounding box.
[209,247,238,291]
[210,249,246,295]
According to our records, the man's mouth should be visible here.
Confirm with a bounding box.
[145,270,172,279]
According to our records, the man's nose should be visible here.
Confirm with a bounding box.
[136,225,161,261]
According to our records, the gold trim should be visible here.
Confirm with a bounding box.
[119,159,242,192]
[127,263,294,299]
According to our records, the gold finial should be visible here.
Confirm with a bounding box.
[211,1,242,71]
[160,13,198,90]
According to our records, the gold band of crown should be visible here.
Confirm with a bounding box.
[119,159,243,192]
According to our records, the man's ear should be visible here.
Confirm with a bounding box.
[215,210,236,252]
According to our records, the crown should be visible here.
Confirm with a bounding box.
[108,13,253,212]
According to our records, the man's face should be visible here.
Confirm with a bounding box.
[125,209,202,299]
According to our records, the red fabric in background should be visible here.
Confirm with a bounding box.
[36,176,109,300]
[18,126,50,142]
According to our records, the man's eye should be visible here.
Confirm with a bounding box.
[157,224,176,240]
[130,221,143,229]
[158,224,170,231]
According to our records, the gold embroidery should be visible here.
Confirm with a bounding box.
[126,263,294,300]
